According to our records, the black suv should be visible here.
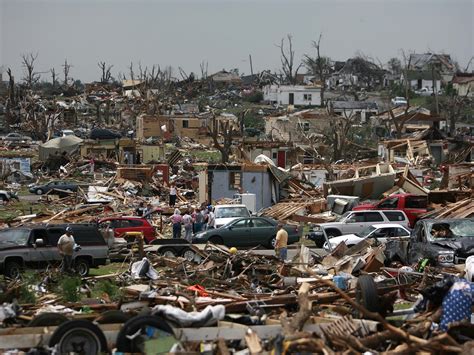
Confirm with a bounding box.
[0,223,109,278]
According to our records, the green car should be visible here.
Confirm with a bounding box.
[193,217,301,248]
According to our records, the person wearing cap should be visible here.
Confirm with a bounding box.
[275,223,288,261]
[58,227,76,273]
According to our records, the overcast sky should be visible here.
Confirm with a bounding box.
[1,0,472,83]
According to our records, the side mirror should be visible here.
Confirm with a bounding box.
[35,238,44,247]
[228,226,233,231]
[346,218,356,223]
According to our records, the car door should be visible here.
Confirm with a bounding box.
[370,227,396,244]
[28,229,52,268]
[250,218,276,246]
[227,219,252,246]
[341,212,366,234]
[47,227,66,262]
[111,219,129,238]
[363,212,385,229]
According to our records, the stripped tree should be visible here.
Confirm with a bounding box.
[303,33,331,106]
[21,52,41,89]
[276,34,302,85]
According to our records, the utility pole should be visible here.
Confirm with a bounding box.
[431,63,439,115]
[249,54,254,76]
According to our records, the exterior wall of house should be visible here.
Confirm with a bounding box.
[209,170,273,211]
[137,145,165,163]
[172,117,206,139]
[453,82,474,97]
[263,85,321,106]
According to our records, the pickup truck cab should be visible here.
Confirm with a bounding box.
[213,204,251,229]
[385,219,474,266]
[0,224,108,278]
[353,194,427,227]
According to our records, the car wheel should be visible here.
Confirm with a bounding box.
[28,312,69,327]
[49,320,108,354]
[208,236,223,245]
[355,275,381,318]
[115,315,174,353]
[4,261,22,279]
[159,247,177,258]
[182,248,196,261]
[267,236,276,249]
[94,310,131,324]
[325,229,341,238]
[75,258,90,277]
[36,189,43,195]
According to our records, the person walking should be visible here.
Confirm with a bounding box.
[193,207,204,233]
[169,183,177,207]
[58,226,76,273]
[275,223,288,261]
[207,206,216,230]
[170,209,182,239]
[182,210,193,242]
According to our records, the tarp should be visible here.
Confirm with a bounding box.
[38,136,83,161]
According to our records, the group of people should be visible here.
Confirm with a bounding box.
[170,205,215,242]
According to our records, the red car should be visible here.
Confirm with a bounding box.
[98,216,156,244]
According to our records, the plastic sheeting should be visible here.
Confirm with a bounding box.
[152,304,225,327]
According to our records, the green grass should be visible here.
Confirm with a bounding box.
[0,200,47,222]
[409,96,429,107]
[89,262,128,277]
[187,149,221,163]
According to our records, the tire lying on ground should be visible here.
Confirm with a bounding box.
[94,310,131,324]
[115,315,174,353]
[28,312,69,327]
[355,274,381,318]
[48,320,108,354]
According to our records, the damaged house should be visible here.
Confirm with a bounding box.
[408,52,456,82]
[264,109,332,142]
[330,101,379,122]
[198,164,282,211]
[263,85,322,106]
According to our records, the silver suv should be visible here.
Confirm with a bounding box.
[315,210,410,238]
[0,224,108,278]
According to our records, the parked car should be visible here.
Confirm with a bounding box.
[0,223,108,278]
[307,210,410,247]
[353,194,428,227]
[415,87,442,96]
[61,129,76,137]
[90,128,122,140]
[323,223,411,250]
[385,218,474,267]
[0,190,19,202]
[98,216,156,244]
[29,181,78,195]
[193,216,300,248]
[391,97,407,106]
[2,132,32,142]
[213,204,251,229]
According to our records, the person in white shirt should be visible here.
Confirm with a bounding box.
[182,211,193,242]
[169,183,177,207]
[207,207,216,229]
[57,226,76,273]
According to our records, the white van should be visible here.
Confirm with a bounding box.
[213,204,251,229]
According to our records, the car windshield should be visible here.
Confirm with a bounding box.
[356,225,377,238]
[335,212,351,222]
[0,229,30,246]
[215,207,249,218]
[428,220,474,240]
